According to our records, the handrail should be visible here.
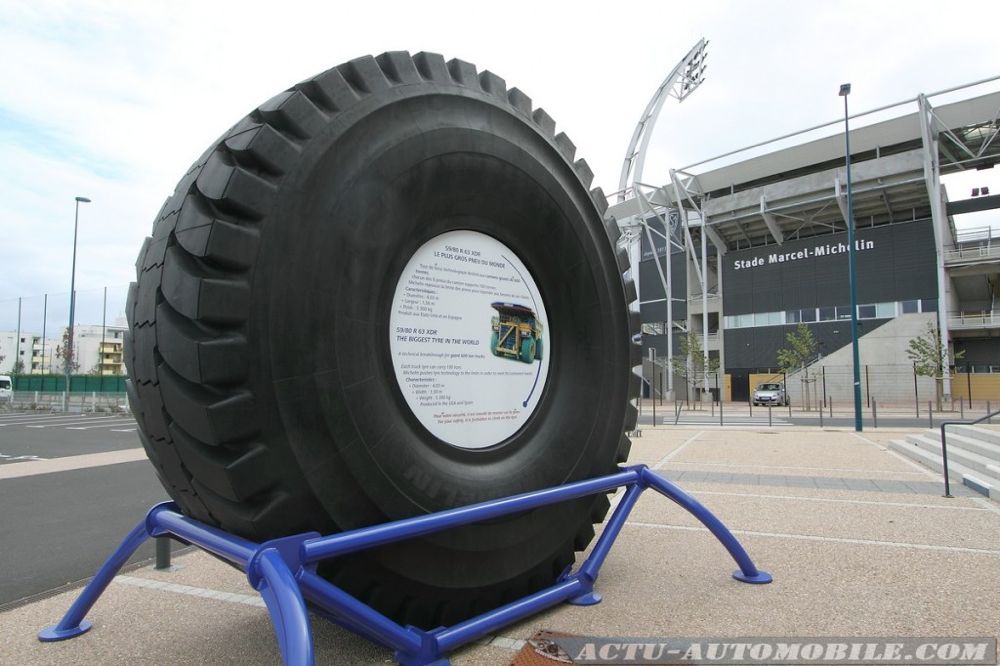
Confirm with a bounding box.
[938,408,1000,497]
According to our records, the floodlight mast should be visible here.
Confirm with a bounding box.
[617,38,708,202]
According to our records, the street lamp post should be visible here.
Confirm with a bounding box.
[839,84,863,432]
[65,196,91,411]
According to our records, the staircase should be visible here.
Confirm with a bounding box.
[890,425,1000,500]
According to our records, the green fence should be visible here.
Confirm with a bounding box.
[13,375,127,393]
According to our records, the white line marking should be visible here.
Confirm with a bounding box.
[25,417,133,428]
[653,430,704,470]
[110,428,137,432]
[0,414,90,424]
[665,460,928,476]
[970,496,1000,516]
[64,421,135,430]
[113,575,266,607]
[625,521,1000,556]
[0,448,147,480]
[685,489,990,512]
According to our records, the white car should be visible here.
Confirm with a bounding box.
[0,375,12,404]
[753,382,787,406]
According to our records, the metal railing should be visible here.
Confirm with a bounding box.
[938,407,1000,498]
[944,244,1000,264]
[948,311,1000,330]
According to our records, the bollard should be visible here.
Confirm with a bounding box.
[768,406,772,428]
[829,399,833,419]
[748,399,752,417]
[989,401,993,424]
[872,399,878,429]
[652,395,656,428]
[960,400,964,419]
[719,397,724,427]
[155,537,172,570]
[819,404,824,428]
[711,400,714,417]
[928,401,933,428]
[788,402,792,419]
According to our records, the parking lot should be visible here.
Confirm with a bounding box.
[0,421,997,665]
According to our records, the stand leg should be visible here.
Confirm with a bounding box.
[39,519,152,641]
[640,468,772,584]
[255,549,315,666]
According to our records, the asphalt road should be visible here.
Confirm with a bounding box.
[0,411,183,607]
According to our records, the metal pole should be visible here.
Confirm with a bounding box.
[928,401,933,428]
[14,297,21,376]
[155,537,172,570]
[840,85,863,432]
[41,294,48,375]
[100,286,107,377]
[960,399,964,419]
[768,406,772,428]
[913,362,919,417]
[66,196,90,410]
[822,366,827,407]
[872,399,878,428]
[865,365,870,408]
[829,398,833,419]
[819,402,824,427]
[966,364,972,408]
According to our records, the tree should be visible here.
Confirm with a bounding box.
[55,327,79,375]
[907,322,963,411]
[11,359,25,376]
[670,332,719,406]
[776,323,819,410]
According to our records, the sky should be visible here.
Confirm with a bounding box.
[1,0,999,333]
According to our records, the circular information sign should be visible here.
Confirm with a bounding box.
[389,231,550,449]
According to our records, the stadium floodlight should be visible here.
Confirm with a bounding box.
[839,83,863,432]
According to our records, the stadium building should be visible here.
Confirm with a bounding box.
[609,79,1000,404]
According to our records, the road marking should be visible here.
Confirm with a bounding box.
[23,418,135,429]
[625,521,1000,556]
[0,414,88,425]
[0,454,48,461]
[687,489,990,512]
[111,428,137,432]
[653,431,704,470]
[0,448,148,480]
[113,575,265,607]
[64,420,136,430]
[665,460,929,476]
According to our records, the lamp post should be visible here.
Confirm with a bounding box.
[64,196,91,411]
[839,84,863,432]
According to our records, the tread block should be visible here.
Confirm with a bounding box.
[132,267,161,327]
[590,187,609,216]
[624,402,639,431]
[169,423,275,502]
[623,276,638,304]
[134,237,151,279]
[135,381,170,441]
[196,151,276,218]
[412,52,450,83]
[175,199,259,270]
[446,58,478,88]
[375,51,421,84]
[628,309,640,337]
[302,67,362,112]
[554,132,576,163]
[157,364,259,445]
[125,282,137,329]
[141,237,169,272]
[574,159,594,189]
[614,245,630,275]
[161,246,250,325]
[156,301,248,385]
[602,216,620,246]
[531,108,556,137]
[628,341,642,368]
[338,56,392,94]
[188,483,309,536]
[224,123,300,175]
[478,70,506,98]
[615,434,632,464]
[258,90,327,140]
[130,323,159,384]
[507,88,532,115]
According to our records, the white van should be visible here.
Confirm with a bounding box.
[0,375,12,404]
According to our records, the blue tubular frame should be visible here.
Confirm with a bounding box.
[39,464,771,665]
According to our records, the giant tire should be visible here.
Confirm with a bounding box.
[126,51,640,629]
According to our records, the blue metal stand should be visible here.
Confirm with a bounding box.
[39,464,771,665]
